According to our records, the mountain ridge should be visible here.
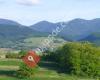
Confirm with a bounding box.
[0,18,100,40]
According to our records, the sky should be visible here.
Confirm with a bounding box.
[0,0,100,25]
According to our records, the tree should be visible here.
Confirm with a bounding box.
[55,42,100,78]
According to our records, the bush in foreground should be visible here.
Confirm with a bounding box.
[16,63,39,78]
[55,42,100,78]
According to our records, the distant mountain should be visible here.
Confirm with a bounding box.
[2,18,100,41]
[30,21,57,33]
[0,19,33,40]
[0,19,48,49]
[30,18,100,41]
[0,18,100,49]
[80,32,100,46]
[80,32,100,41]
[0,19,49,39]
[0,19,21,25]
[59,18,100,40]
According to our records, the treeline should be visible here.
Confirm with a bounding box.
[43,42,100,78]
[5,50,27,59]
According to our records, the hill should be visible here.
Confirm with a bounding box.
[30,21,57,33]
[31,18,100,41]
[0,19,49,49]
[0,18,100,49]
[80,32,100,46]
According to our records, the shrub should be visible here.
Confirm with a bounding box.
[17,63,39,78]
[6,53,19,59]
[16,50,39,78]
[18,50,27,58]
[55,42,100,77]
[41,50,56,61]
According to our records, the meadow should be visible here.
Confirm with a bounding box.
[0,59,98,80]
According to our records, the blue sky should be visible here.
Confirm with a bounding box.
[0,0,100,25]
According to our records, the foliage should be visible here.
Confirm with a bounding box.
[41,50,55,61]
[6,53,19,59]
[54,42,100,77]
[16,63,39,78]
[6,50,27,59]
[18,50,27,58]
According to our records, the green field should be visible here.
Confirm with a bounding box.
[0,36,66,50]
[23,37,66,48]
[0,59,22,66]
[0,59,98,80]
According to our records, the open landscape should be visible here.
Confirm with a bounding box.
[0,18,100,80]
[0,0,100,80]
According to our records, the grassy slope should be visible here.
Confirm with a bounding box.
[0,36,66,49]
[22,37,66,49]
[24,37,47,47]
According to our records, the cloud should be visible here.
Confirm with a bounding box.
[17,0,40,6]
